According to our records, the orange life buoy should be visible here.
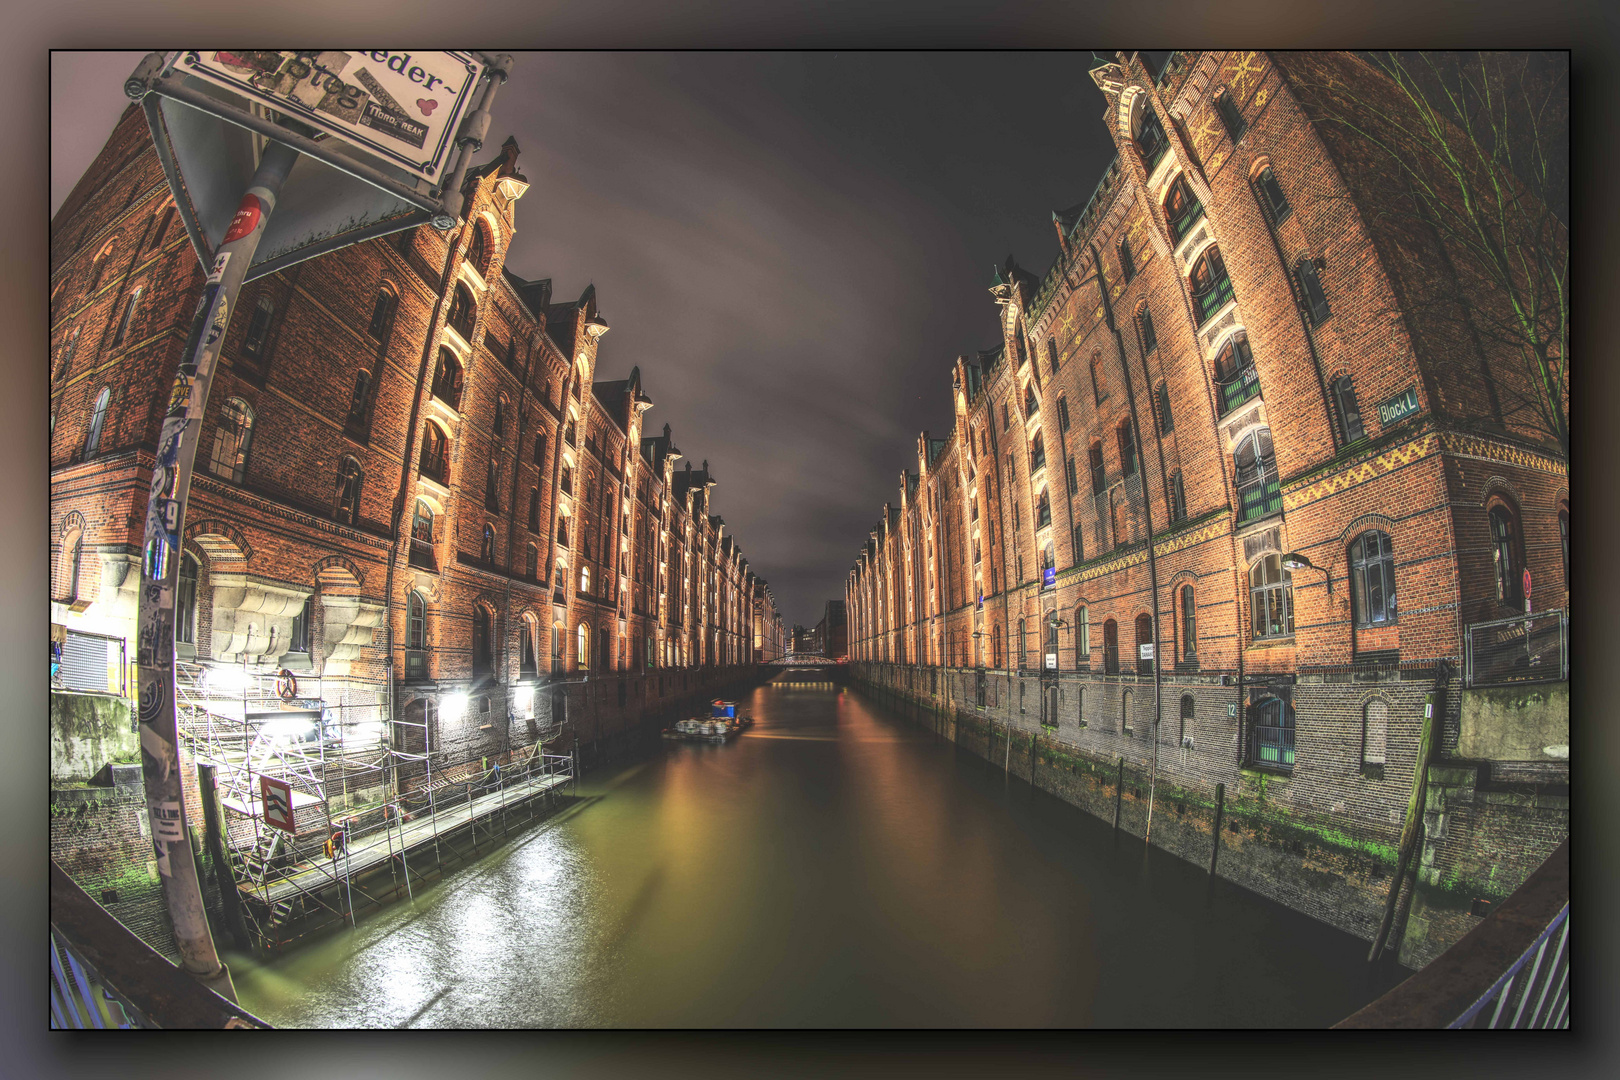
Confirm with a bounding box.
[276,669,297,701]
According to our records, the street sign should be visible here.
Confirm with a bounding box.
[1045,653,1057,670]
[1524,568,1533,613]
[1139,643,1155,660]
[174,51,484,185]
[260,775,295,834]
[1377,386,1421,427]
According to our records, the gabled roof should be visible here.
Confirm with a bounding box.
[501,269,553,326]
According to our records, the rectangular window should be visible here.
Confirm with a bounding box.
[1170,472,1187,522]
[1066,456,1079,495]
[1139,307,1157,353]
[1002,402,1010,431]
[1297,259,1332,325]
[290,598,310,654]
[1089,444,1106,495]
[1057,396,1070,432]
[1157,383,1174,435]
[1118,238,1136,282]
[1332,375,1366,444]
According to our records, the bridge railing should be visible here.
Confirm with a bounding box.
[1335,839,1568,1028]
[50,859,271,1029]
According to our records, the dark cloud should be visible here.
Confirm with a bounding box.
[52,51,1131,625]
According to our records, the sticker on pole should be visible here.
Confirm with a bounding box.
[261,775,296,834]
[175,51,485,183]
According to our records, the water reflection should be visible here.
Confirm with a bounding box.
[227,684,1407,1027]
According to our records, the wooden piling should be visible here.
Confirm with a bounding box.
[1113,757,1124,830]
[1209,782,1225,877]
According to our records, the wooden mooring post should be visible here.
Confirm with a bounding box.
[1209,782,1226,876]
[1113,757,1125,830]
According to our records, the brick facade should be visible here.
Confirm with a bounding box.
[845,52,1567,968]
[49,107,787,924]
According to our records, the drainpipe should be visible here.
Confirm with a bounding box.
[1091,242,1165,843]
[500,333,537,756]
[382,223,463,759]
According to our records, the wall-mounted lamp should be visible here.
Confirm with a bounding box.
[1281,551,1332,595]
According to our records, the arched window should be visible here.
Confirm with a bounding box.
[557,518,569,547]
[580,564,591,593]
[419,423,448,483]
[561,463,573,496]
[207,398,254,483]
[1047,338,1059,374]
[1122,688,1134,735]
[1214,86,1246,141]
[577,622,591,670]
[1074,606,1090,666]
[336,457,363,524]
[447,283,477,340]
[431,349,464,409]
[1234,427,1279,523]
[480,524,495,563]
[467,222,492,278]
[1214,331,1260,415]
[410,501,435,568]
[1168,470,1187,523]
[368,286,397,343]
[564,418,577,447]
[1296,258,1332,326]
[528,488,540,532]
[1057,395,1071,432]
[176,554,199,645]
[472,606,492,672]
[1558,504,1569,589]
[1090,352,1106,405]
[992,633,1001,669]
[1135,612,1153,674]
[1331,375,1366,445]
[526,543,539,580]
[1103,618,1119,674]
[1155,381,1174,435]
[84,387,111,456]
[1035,490,1052,530]
[1180,585,1197,659]
[345,370,371,430]
[521,614,538,675]
[485,458,501,511]
[534,431,547,467]
[149,203,176,250]
[1180,694,1195,745]
[55,326,80,384]
[1250,554,1295,640]
[1134,100,1168,173]
[1089,440,1106,494]
[1030,431,1046,472]
[1189,246,1234,325]
[1349,530,1397,627]
[1116,421,1138,477]
[1024,382,1039,418]
[1017,618,1027,670]
[111,286,144,348]
[242,293,273,357]
[1137,305,1157,354]
[1362,700,1388,768]
[1118,236,1136,282]
[1253,165,1291,224]
[1489,504,1523,608]
[407,591,426,649]
[60,528,83,603]
[493,395,507,442]
[1163,175,1203,243]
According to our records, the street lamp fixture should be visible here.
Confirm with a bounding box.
[1281,551,1333,594]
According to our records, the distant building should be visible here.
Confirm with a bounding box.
[817,600,847,661]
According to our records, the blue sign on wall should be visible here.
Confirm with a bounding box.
[1378,386,1421,427]
[1043,566,1056,588]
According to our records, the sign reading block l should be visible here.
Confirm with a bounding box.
[1377,385,1421,428]
[260,775,296,834]
[176,51,484,184]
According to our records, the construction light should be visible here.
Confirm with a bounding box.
[442,692,469,721]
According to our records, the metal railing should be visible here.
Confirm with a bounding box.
[1217,364,1261,416]
[50,860,271,1029]
[1337,840,1568,1028]
[1248,723,1295,770]
[1464,609,1567,687]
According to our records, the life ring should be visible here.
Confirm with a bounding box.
[276,669,297,702]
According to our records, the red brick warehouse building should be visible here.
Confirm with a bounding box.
[847,51,1567,969]
[50,107,785,797]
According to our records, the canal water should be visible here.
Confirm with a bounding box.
[226,682,1409,1027]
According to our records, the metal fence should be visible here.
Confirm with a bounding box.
[1464,609,1567,687]
[1336,839,1568,1029]
[50,860,271,1029]
[1248,723,1295,770]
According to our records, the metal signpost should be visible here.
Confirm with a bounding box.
[122,50,511,1002]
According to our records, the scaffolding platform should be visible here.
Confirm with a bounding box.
[240,770,572,906]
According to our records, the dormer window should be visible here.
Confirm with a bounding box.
[1135,102,1168,173]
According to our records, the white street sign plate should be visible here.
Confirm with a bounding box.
[174,50,485,184]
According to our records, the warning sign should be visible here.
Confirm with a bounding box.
[260,775,296,834]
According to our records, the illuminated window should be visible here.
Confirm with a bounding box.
[207,398,254,483]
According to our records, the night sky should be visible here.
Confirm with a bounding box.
[52,51,1163,627]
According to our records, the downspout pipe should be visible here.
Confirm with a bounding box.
[1091,241,1165,843]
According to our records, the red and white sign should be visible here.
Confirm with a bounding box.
[221,194,263,243]
[175,50,485,183]
[260,775,296,834]
[1524,568,1533,613]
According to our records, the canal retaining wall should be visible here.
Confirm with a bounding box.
[850,662,1566,971]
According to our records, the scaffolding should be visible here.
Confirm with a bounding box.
[174,661,574,952]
